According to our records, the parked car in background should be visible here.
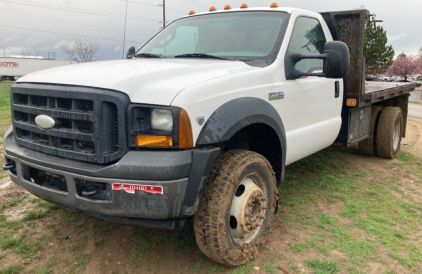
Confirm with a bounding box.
[365,74,374,81]
[407,76,414,81]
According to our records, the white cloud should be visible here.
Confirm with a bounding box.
[53,40,70,49]
[387,33,406,42]
[114,46,120,52]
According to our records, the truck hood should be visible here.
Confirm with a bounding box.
[18,59,255,105]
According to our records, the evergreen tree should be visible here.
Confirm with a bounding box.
[364,21,395,75]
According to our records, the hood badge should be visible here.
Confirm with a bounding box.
[35,115,55,129]
[196,116,204,126]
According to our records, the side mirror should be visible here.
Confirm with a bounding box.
[126,46,136,59]
[285,41,350,80]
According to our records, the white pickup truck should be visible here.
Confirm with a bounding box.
[3,4,415,265]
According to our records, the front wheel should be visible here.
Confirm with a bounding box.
[193,150,278,266]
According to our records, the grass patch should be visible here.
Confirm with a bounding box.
[260,254,281,273]
[169,222,196,248]
[229,262,253,274]
[0,265,22,274]
[94,238,103,247]
[30,268,51,274]
[68,254,90,274]
[409,101,422,105]
[305,258,338,274]
[69,236,87,252]
[22,210,47,222]
[98,224,117,235]
[0,83,12,126]
[14,240,42,258]
[7,195,27,207]
[131,228,149,255]
[280,146,422,271]
[31,199,58,210]
[57,210,76,225]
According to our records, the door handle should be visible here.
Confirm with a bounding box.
[335,81,340,98]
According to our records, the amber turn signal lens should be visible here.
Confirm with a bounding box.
[240,3,248,8]
[270,2,278,8]
[209,6,216,11]
[178,109,193,149]
[347,99,357,106]
[189,10,196,15]
[136,135,173,147]
[224,4,231,10]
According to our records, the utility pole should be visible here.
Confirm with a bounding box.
[158,0,168,30]
[163,0,166,29]
[122,0,128,59]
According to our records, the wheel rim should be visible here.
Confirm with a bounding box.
[229,173,268,245]
[393,116,401,150]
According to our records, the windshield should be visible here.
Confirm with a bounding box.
[136,11,287,64]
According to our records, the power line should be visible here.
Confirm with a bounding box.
[0,8,146,35]
[0,0,159,21]
[167,6,187,15]
[181,0,208,8]
[0,24,146,44]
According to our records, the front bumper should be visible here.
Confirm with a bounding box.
[4,127,219,229]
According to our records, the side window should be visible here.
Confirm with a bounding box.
[288,17,326,73]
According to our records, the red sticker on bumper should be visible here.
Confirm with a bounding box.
[112,183,163,194]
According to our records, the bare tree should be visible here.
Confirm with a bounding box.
[19,47,31,58]
[62,39,101,63]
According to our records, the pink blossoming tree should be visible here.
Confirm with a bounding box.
[386,54,419,81]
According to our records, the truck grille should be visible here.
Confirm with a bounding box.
[11,84,130,164]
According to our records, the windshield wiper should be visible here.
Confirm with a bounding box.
[133,53,164,58]
[174,53,233,61]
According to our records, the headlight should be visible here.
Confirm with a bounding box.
[151,108,173,131]
[128,105,192,149]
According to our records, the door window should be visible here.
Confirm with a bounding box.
[288,17,326,73]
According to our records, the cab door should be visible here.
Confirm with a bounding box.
[280,15,343,164]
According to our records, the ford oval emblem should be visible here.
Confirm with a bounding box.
[35,115,55,129]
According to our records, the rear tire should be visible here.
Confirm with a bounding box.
[193,150,278,266]
[358,106,383,155]
[376,107,403,159]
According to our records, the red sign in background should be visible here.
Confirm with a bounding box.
[0,62,19,67]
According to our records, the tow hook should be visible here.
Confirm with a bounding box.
[81,186,100,197]
[2,161,15,171]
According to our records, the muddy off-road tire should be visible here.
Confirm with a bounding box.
[193,150,278,266]
[376,107,403,159]
[358,106,383,155]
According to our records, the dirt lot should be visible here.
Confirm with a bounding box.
[1,86,422,273]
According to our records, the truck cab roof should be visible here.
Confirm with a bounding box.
[181,6,297,18]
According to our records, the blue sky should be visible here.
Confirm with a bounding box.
[1,0,420,60]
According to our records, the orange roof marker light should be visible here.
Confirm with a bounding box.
[240,3,248,8]
[189,10,196,15]
[270,2,278,8]
[209,6,217,11]
[224,4,232,10]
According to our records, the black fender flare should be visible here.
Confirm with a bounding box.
[196,97,286,182]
